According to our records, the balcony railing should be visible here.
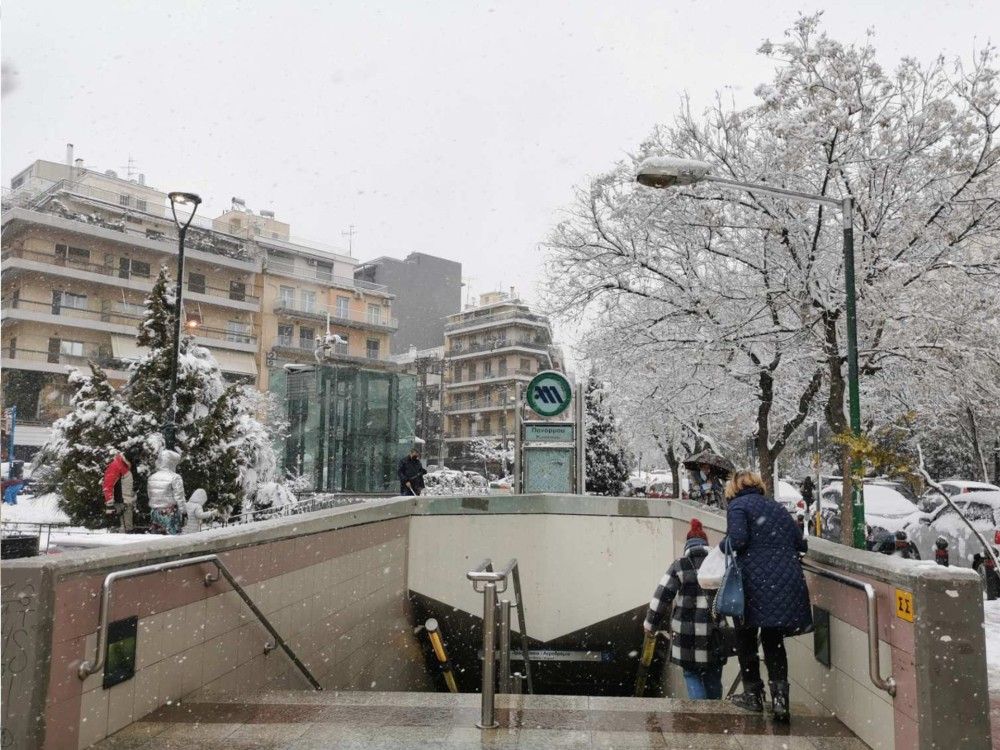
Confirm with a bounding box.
[444,397,515,412]
[2,246,261,305]
[447,370,536,385]
[2,346,127,372]
[272,299,398,329]
[2,297,258,347]
[445,309,551,332]
[271,337,385,364]
[2,181,256,264]
[447,339,550,356]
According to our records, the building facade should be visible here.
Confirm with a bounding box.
[354,252,461,354]
[1,148,400,459]
[442,291,565,471]
[391,345,445,467]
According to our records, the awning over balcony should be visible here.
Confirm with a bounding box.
[110,335,258,377]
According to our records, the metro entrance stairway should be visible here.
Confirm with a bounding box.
[93,689,867,749]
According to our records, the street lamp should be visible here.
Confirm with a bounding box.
[636,156,866,548]
[164,191,202,449]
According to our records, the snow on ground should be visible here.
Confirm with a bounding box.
[1,492,70,525]
[985,598,1000,694]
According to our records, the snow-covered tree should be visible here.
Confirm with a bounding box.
[466,436,514,479]
[545,15,1000,519]
[584,375,632,495]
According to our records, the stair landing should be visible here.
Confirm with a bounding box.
[93,689,868,749]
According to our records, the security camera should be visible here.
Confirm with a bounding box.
[282,363,316,374]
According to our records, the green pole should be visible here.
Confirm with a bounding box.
[842,197,866,549]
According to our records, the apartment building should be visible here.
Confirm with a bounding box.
[1,147,400,457]
[354,252,461,354]
[442,291,565,470]
[1,152,262,455]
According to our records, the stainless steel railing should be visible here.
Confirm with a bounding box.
[77,553,322,691]
[467,558,533,728]
[802,559,897,696]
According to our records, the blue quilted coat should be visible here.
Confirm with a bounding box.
[724,488,812,634]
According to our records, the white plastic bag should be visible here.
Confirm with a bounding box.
[697,545,726,590]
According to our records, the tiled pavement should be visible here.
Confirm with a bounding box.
[92,690,869,750]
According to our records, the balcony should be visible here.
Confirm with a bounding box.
[266,259,389,296]
[2,297,259,352]
[445,309,551,333]
[446,339,551,358]
[444,370,536,388]
[272,299,398,331]
[270,337,392,369]
[1,346,130,379]
[1,246,261,311]
[444,397,515,414]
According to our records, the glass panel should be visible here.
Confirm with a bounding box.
[189,272,206,294]
[301,290,316,312]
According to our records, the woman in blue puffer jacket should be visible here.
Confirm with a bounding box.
[722,470,811,723]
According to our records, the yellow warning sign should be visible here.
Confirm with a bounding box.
[895,589,914,622]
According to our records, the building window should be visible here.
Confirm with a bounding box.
[483,360,493,376]
[279,286,294,307]
[299,326,315,349]
[119,258,132,279]
[367,303,382,325]
[316,261,333,282]
[277,324,294,347]
[116,301,145,317]
[301,290,316,313]
[366,339,380,360]
[226,321,252,344]
[136,199,148,212]
[499,359,507,375]
[467,363,476,380]
[8,336,17,358]
[189,272,206,294]
[520,358,531,372]
[130,260,150,278]
[56,244,90,264]
[336,296,349,318]
[119,194,131,207]
[62,292,88,311]
[336,334,349,355]
[61,340,84,357]
[482,416,491,435]
[229,281,246,302]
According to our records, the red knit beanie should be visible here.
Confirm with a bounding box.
[687,518,708,541]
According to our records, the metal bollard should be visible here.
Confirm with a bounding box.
[498,600,512,694]
[478,582,499,728]
[512,671,524,695]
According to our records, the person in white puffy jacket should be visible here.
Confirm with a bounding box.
[182,488,217,534]
[147,449,186,534]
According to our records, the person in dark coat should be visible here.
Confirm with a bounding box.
[800,476,815,510]
[644,518,727,699]
[397,449,427,496]
[722,471,811,723]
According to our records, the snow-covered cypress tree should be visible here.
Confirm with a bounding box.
[49,366,144,528]
[585,374,631,496]
[182,385,243,513]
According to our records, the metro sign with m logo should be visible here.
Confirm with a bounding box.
[526,371,572,417]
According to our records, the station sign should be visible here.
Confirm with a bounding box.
[524,424,574,443]
[525,370,572,418]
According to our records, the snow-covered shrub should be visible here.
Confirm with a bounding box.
[423,467,490,496]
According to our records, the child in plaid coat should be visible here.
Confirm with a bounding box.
[643,518,726,699]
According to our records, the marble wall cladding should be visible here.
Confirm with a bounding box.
[39,517,425,750]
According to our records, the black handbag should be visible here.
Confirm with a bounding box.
[713,615,741,658]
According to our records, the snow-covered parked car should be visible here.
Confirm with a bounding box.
[813,482,922,541]
[906,491,1000,595]
[917,480,1000,513]
[774,480,805,515]
[488,477,514,495]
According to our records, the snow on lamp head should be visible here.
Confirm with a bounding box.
[636,157,712,188]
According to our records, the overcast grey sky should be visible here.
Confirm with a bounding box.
[3,1,996,308]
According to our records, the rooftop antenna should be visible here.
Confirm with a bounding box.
[462,276,476,307]
[120,155,138,180]
[341,224,357,255]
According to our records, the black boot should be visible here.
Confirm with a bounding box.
[729,683,764,713]
[769,680,790,723]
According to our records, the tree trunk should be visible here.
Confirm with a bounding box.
[667,444,681,499]
[965,404,989,482]
[756,370,775,496]
[822,313,856,546]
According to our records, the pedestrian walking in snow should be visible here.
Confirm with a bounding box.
[182,488,217,534]
[800,476,815,511]
[684,450,733,508]
[398,449,427,496]
[147,449,186,535]
[643,518,728,699]
[102,447,140,532]
[722,470,811,723]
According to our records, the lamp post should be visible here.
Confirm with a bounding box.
[636,157,866,548]
[164,191,203,450]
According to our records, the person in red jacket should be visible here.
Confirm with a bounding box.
[102,447,140,531]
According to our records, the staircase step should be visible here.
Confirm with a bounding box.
[95,690,868,749]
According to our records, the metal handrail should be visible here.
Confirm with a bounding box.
[77,553,322,691]
[467,558,533,728]
[802,559,896,696]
